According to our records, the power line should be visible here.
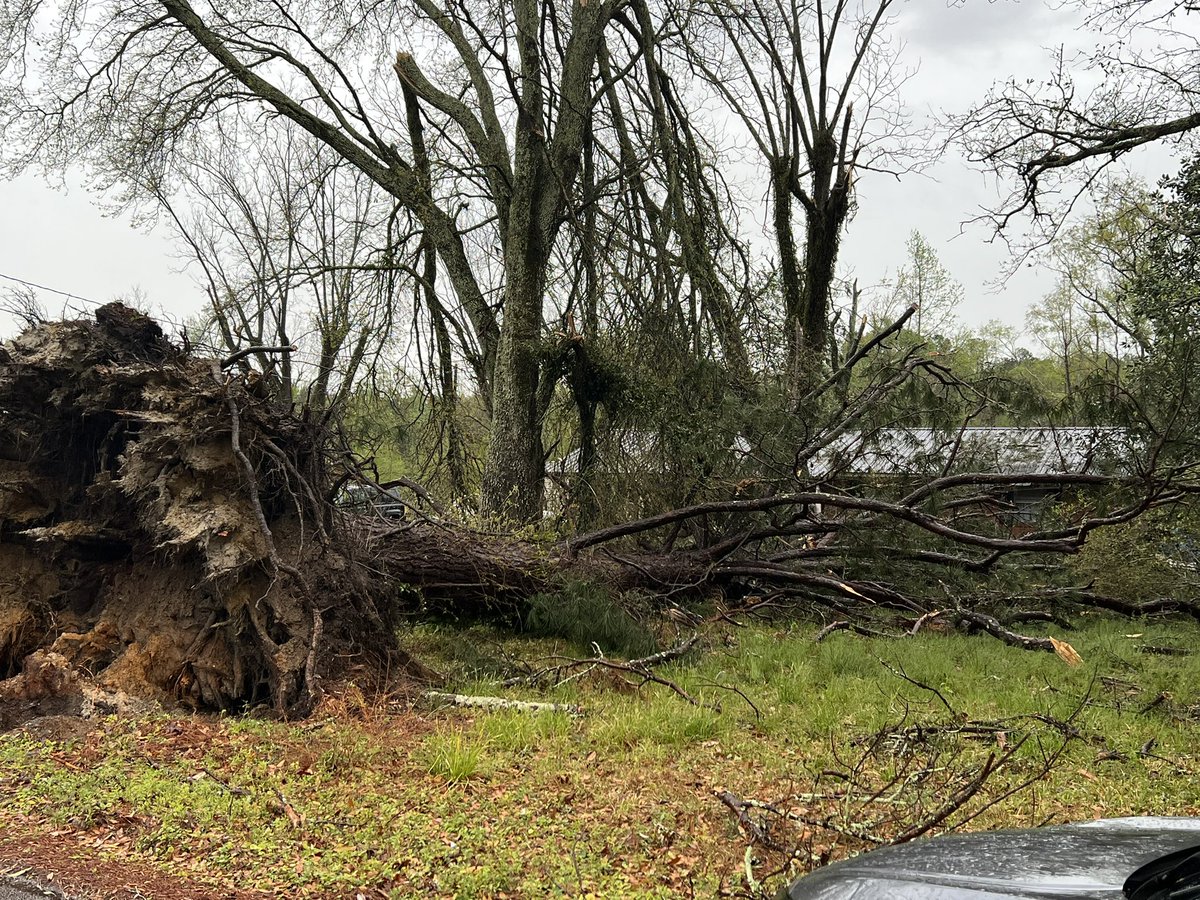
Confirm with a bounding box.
[0,270,98,306]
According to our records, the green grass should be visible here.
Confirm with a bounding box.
[422,726,490,782]
[1,615,1199,897]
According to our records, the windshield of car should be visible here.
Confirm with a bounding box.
[1124,845,1200,899]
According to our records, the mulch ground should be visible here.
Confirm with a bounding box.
[0,832,269,900]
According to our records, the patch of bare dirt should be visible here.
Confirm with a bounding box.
[0,831,268,900]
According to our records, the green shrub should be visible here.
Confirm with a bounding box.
[1072,502,1200,601]
[524,581,657,658]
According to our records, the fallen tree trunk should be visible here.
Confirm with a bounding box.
[362,519,722,615]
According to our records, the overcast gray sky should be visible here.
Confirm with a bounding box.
[842,0,1170,331]
[0,0,1181,337]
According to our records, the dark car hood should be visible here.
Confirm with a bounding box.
[785,817,1200,899]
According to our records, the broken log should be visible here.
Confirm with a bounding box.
[422,692,583,715]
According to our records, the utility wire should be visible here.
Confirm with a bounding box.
[0,270,98,305]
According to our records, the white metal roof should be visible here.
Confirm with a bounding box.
[812,427,1130,478]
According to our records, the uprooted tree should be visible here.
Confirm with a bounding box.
[3,300,1199,721]
[6,0,1200,724]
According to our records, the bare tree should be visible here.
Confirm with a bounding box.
[676,0,918,398]
[156,120,403,411]
[955,0,1200,235]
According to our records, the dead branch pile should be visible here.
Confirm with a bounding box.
[715,690,1087,888]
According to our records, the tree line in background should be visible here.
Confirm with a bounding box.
[2,0,1200,535]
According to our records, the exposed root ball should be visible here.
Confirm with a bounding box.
[0,305,411,721]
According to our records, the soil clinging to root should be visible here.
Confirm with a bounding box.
[0,305,412,725]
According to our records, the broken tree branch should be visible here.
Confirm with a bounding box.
[221,344,297,369]
[423,691,584,715]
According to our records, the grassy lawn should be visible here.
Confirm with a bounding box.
[1,614,1198,898]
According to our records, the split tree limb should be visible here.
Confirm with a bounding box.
[221,344,297,369]
[947,609,1056,653]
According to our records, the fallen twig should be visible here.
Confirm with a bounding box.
[496,634,749,713]
[423,691,584,716]
[1137,737,1194,774]
[698,678,762,719]
[815,620,898,642]
[715,790,886,846]
[890,750,1002,845]
[930,688,1090,836]
[190,768,249,797]
[628,635,700,668]
[715,790,779,849]
[878,659,958,717]
[503,635,699,689]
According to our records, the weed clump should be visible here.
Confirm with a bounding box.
[423,727,488,782]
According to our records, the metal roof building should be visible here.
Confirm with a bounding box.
[812,427,1131,479]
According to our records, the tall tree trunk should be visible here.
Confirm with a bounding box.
[481,0,549,521]
[425,246,470,501]
[789,129,852,407]
[481,261,546,522]
[773,159,804,403]
[478,0,608,521]
[799,205,840,365]
[404,82,470,501]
